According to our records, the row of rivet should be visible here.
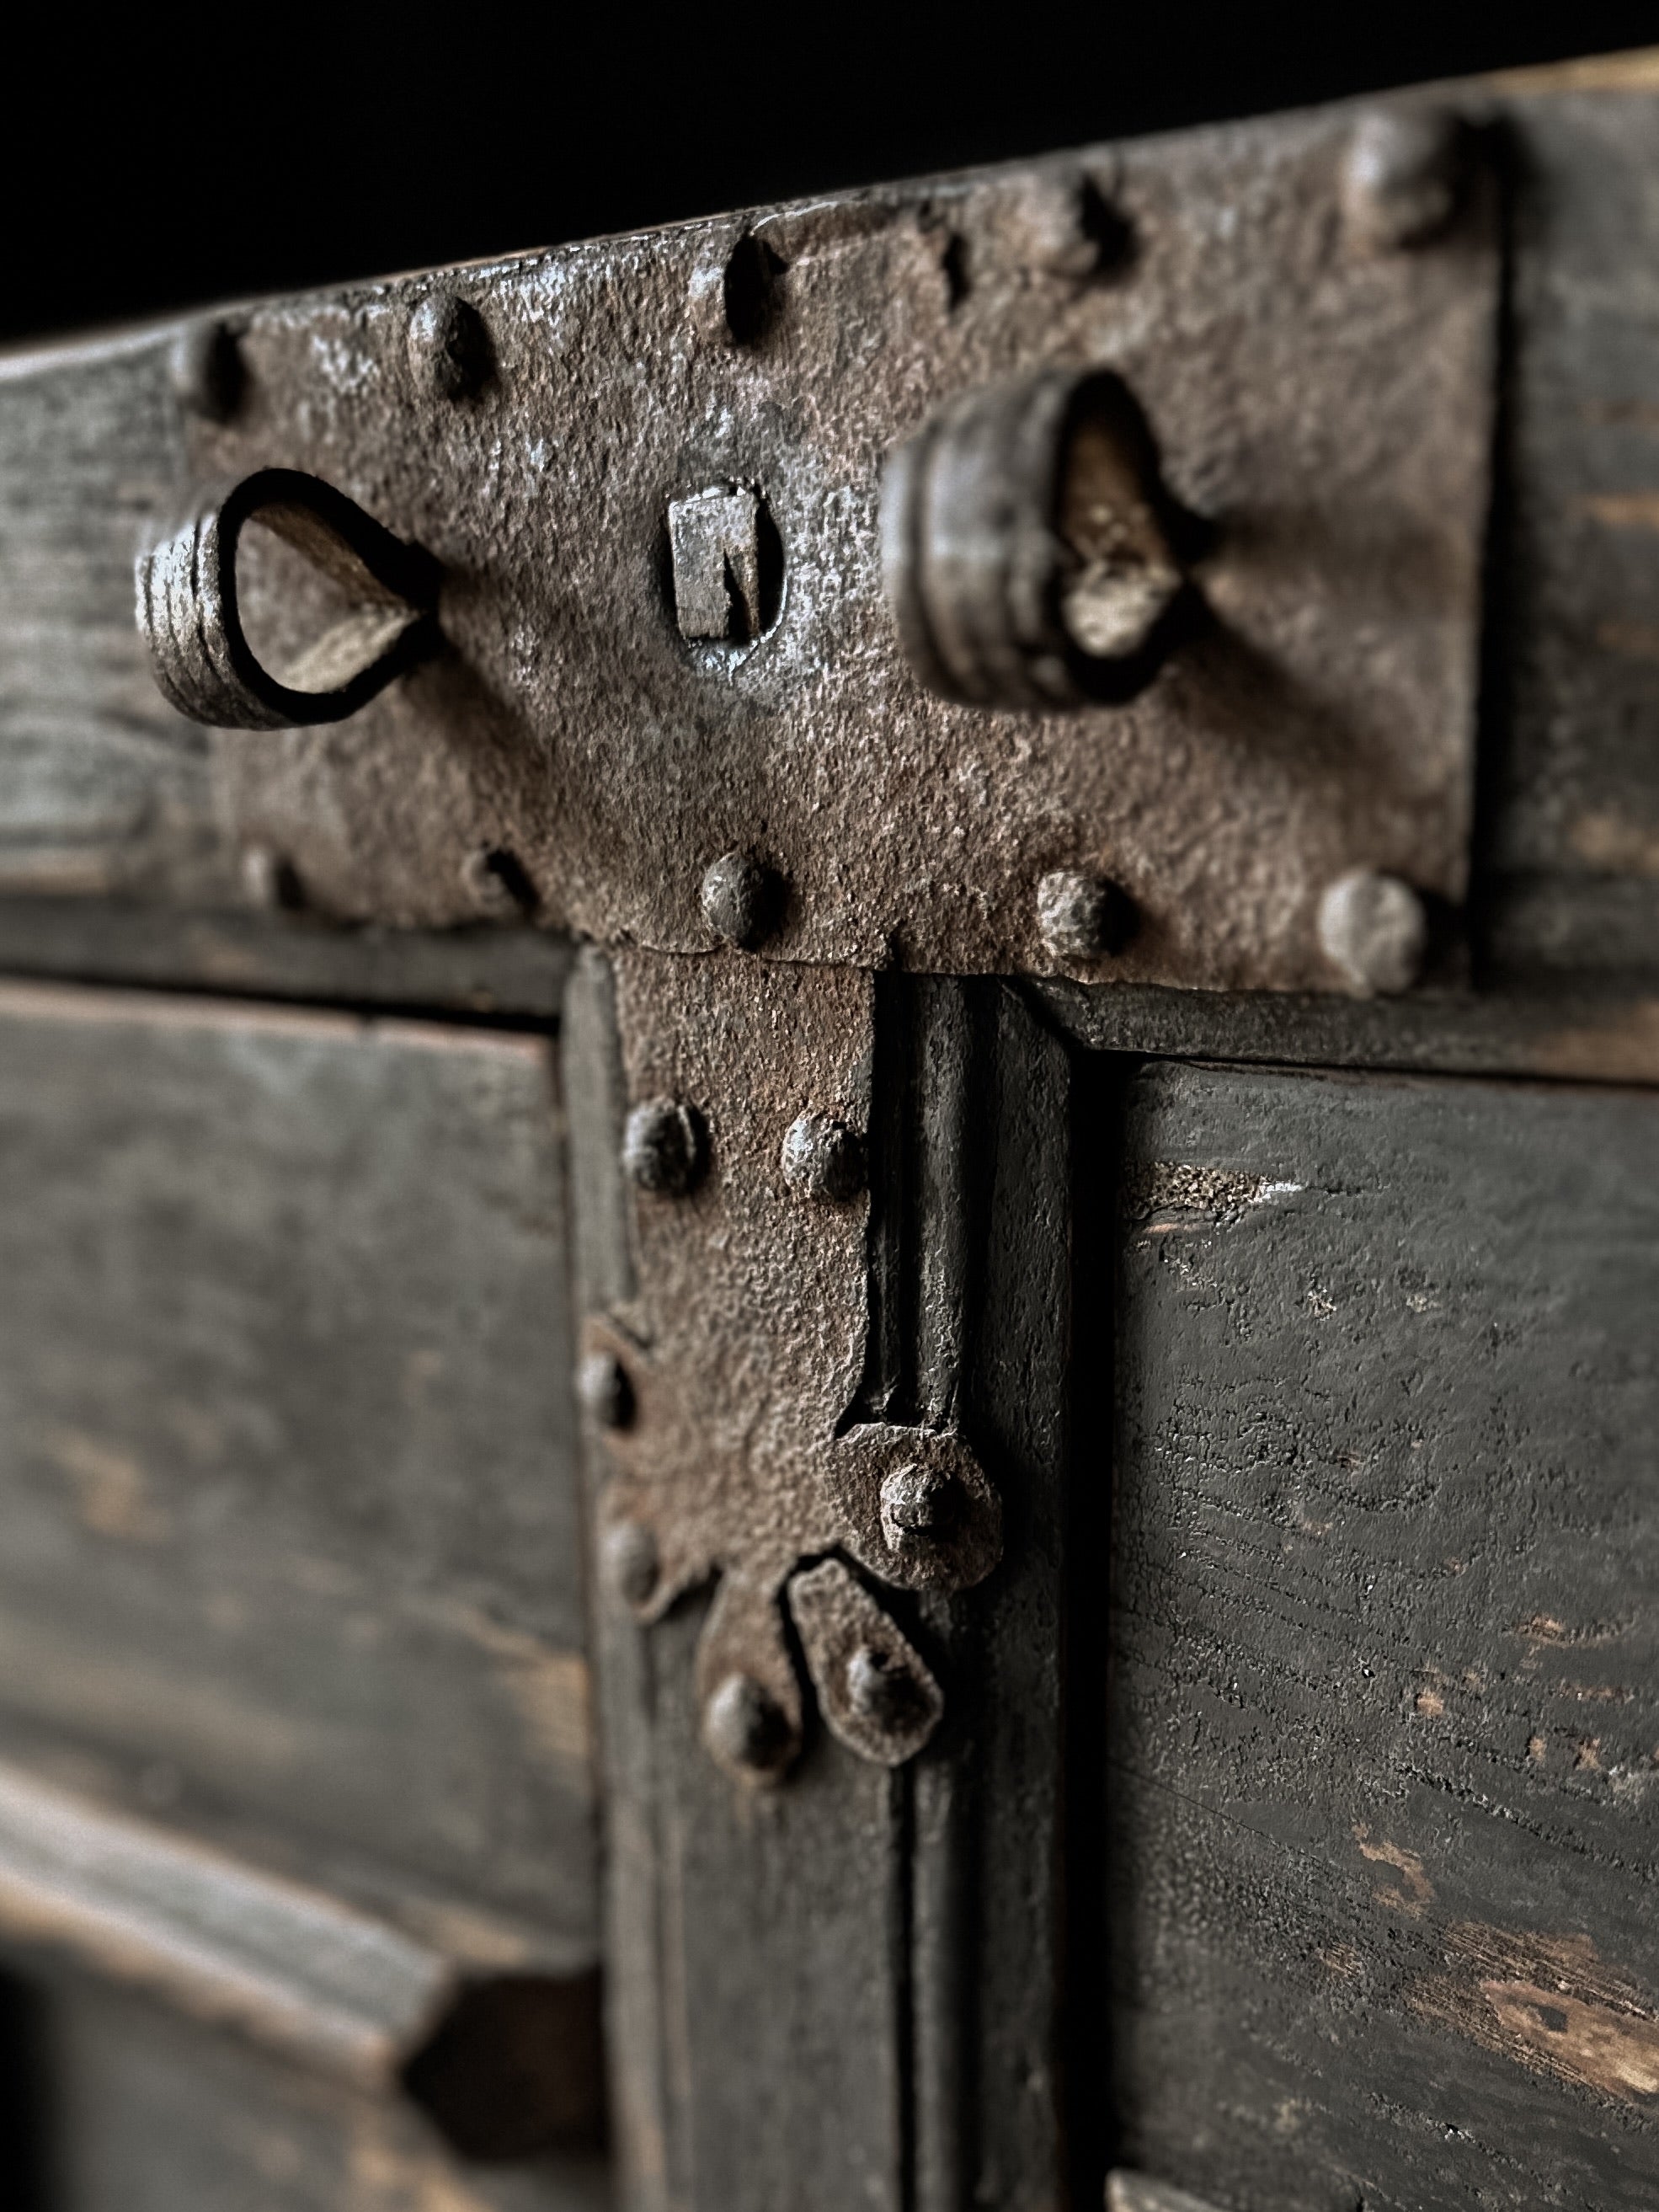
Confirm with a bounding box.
[173,104,1465,425]
[700,844,1427,994]
[243,827,1424,995]
[198,99,1456,993]
[618,1092,863,1206]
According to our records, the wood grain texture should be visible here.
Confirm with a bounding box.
[0,1757,450,2083]
[0,898,573,1015]
[1480,81,1659,980]
[1033,975,1659,1088]
[0,334,219,902]
[0,76,1646,1012]
[938,983,1073,2212]
[21,1971,609,2212]
[1107,1059,1659,2209]
[0,981,595,1962]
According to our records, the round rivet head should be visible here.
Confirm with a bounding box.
[408,291,493,400]
[622,1098,707,1197]
[460,845,536,917]
[1037,869,1136,961]
[845,1643,921,1730]
[781,1111,864,1203]
[1342,106,1464,254]
[703,1671,793,1777]
[603,1519,660,1609]
[700,849,783,949]
[577,1350,633,1430]
[879,1461,957,1552]
[1317,869,1427,995]
[240,843,302,911]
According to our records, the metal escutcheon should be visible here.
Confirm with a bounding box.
[880,366,1194,710]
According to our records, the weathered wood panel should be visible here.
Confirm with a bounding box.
[1107,1060,1659,2209]
[1034,969,1659,1087]
[563,950,905,2212]
[1482,63,1659,980]
[11,1969,609,2212]
[0,1758,604,2161]
[0,896,573,1015]
[0,335,220,901]
[0,981,595,1962]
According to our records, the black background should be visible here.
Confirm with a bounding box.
[8,6,1659,344]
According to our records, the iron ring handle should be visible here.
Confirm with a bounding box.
[136,468,441,730]
[880,367,1198,711]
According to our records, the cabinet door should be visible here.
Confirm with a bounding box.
[1107,1061,1659,2209]
[0,982,603,2207]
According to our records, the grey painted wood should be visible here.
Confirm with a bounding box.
[1480,72,1659,982]
[0,334,221,903]
[862,978,1075,2212]
[0,980,595,1964]
[0,1755,603,2158]
[1107,1059,1659,2209]
[948,984,1072,2212]
[0,1758,450,2083]
[14,1970,609,2212]
[1033,973,1659,1088]
[0,898,573,1015]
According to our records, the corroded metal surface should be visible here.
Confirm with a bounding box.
[582,950,997,1780]
[144,94,1496,991]
[787,1558,945,1767]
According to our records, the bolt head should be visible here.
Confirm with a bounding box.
[603,1518,660,1609]
[240,843,302,911]
[700,849,783,948]
[460,845,535,917]
[169,318,243,423]
[577,1350,633,1430]
[622,1098,707,1197]
[845,1643,923,1730]
[408,291,493,400]
[780,1111,864,1204]
[1317,869,1427,995]
[1343,106,1464,254]
[703,1671,793,1777]
[1036,869,1135,962]
[879,1461,957,1552]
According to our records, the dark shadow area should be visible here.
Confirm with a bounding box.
[5,9,1656,342]
[400,1969,606,2163]
[1062,1046,1132,2200]
[0,1969,57,2211]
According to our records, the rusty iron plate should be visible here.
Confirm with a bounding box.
[167,95,1496,990]
[583,951,999,1782]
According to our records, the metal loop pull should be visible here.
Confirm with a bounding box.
[881,367,1198,710]
[136,468,441,729]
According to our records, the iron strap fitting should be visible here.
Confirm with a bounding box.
[137,95,1497,997]
[581,954,996,1785]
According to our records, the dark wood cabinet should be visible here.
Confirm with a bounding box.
[0,45,1655,2212]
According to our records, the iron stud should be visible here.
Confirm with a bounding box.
[781,1111,864,1203]
[623,1098,707,1197]
[1317,868,1427,995]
